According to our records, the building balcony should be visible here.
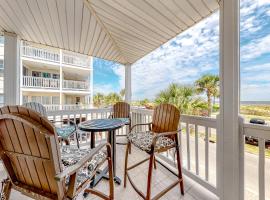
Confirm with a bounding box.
[63,79,89,91]
[22,76,89,91]
[22,76,60,89]
[21,45,91,68]
[21,45,60,63]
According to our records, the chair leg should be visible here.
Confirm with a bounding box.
[107,144,114,200]
[1,178,12,200]
[175,145,184,195]
[146,153,155,200]
[128,143,131,154]
[75,131,80,148]
[153,155,157,170]
[124,142,130,188]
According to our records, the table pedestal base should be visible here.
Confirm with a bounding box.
[83,167,121,197]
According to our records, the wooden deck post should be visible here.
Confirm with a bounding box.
[218,0,242,199]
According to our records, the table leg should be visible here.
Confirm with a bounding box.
[88,129,121,191]
[108,130,121,185]
[90,131,95,148]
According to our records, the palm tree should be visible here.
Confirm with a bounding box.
[155,83,198,114]
[195,74,219,117]
[104,92,122,106]
[93,93,105,108]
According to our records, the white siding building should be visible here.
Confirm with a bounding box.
[0,38,93,110]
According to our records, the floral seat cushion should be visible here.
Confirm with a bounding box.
[127,131,175,153]
[61,146,107,187]
[56,125,76,138]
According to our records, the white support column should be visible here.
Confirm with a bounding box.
[124,63,132,103]
[218,0,242,200]
[4,32,21,105]
[90,57,94,107]
[59,49,63,110]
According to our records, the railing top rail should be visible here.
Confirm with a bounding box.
[23,76,60,81]
[243,122,270,139]
[47,108,112,116]
[63,79,87,83]
[131,107,217,128]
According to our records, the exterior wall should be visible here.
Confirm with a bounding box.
[20,41,93,110]
[0,38,93,109]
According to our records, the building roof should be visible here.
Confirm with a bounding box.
[0,0,219,65]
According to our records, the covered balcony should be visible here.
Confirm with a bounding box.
[0,0,269,200]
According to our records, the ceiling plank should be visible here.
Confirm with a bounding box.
[46,0,64,48]
[74,0,84,52]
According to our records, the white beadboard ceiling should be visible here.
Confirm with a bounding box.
[0,0,219,65]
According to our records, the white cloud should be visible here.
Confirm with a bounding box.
[241,83,270,101]
[241,34,270,61]
[242,63,270,72]
[130,12,220,100]
[101,0,270,101]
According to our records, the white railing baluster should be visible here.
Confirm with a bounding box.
[195,124,199,175]
[179,123,183,164]
[186,123,191,170]
[205,127,209,181]
[258,138,265,200]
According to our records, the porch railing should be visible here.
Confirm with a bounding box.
[47,107,218,195]
[21,45,91,68]
[45,107,270,199]
[22,76,89,90]
[242,121,270,200]
[22,76,60,89]
[44,104,92,111]
[21,45,60,63]
[62,51,91,68]
[63,80,89,90]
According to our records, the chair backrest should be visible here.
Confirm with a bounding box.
[112,102,130,118]
[23,102,47,117]
[152,103,180,135]
[0,106,65,199]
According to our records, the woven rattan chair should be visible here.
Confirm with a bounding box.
[24,102,80,148]
[124,103,184,200]
[0,105,114,200]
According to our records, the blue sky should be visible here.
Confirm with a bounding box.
[93,0,270,101]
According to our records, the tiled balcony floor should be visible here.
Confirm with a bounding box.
[0,145,218,200]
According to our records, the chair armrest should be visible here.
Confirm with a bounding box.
[130,122,152,132]
[55,143,110,181]
[150,129,181,152]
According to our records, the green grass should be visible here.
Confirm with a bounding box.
[245,144,270,158]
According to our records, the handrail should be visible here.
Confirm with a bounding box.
[62,51,91,68]
[21,45,91,68]
[63,80,89,90]
[241,119,270,200]
[22,76,60,89]
[21,45,60,62]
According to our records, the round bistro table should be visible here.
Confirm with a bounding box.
[78,118,128,186]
